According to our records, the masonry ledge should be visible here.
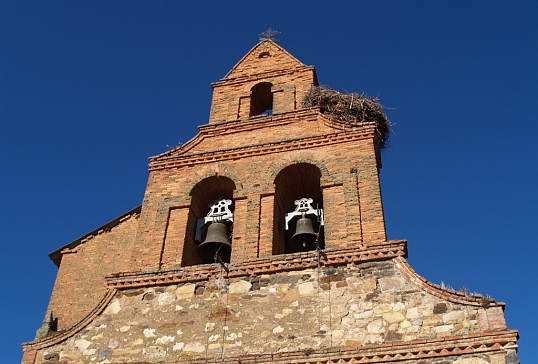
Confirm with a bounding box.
[23,240,512,353]
[23,314,518,363]
[104,240,502,308]
[148,129,376,171]
[152,108,378,162]
[105,240,408,288]
[183,330,518,364]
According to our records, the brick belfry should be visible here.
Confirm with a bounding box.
[23,38,519,364]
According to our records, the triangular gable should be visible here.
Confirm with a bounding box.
[223,40,306,79]
[149,109,360,164]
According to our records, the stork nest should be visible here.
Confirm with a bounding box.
[302,86,391,149]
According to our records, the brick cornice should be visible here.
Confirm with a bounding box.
[201,330,518,363]
[25,327,518,363]
[106,243,506,308]
[183,330,518,363]
[197,108,318,138]
[393,255,505,308]
[153,109,321,160]
[149,128,376,171]
[153,109,376,162]
[105,240,407,289]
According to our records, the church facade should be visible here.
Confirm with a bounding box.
[23,40,519,364]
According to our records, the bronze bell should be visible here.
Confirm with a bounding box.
[197,222,231,263]
[290,216,318,252]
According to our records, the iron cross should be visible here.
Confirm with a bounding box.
[259,28,281,41]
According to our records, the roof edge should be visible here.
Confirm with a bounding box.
[394,255,505,308]
[222,39,306,79]
[48,205,142,267]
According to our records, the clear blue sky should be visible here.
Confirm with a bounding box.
[1,1,536,362]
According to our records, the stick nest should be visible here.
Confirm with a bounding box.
[302,86,391,149]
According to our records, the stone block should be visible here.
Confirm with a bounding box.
[175,284,196,300]
[443,310,465,323]
[229,280,252,294]
[378,277,405,291]
[382,311,405,323]
[367,319,385,334]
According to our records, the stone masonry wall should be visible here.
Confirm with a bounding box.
[36,259,509,363]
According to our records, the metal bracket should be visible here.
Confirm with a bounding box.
[195,199,234,242]
[284,197,324,230]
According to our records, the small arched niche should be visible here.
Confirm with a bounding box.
[273,163,324,254]
[183,176,236,266]
[250,82,273,116]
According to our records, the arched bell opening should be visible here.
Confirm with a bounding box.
[182,176,236,266]
[250,82,273,116]
[273,163,324,254]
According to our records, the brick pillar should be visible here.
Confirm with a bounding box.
[356,154,386,244]
[243,196,261,260]
[272,84,296,113]
[478,306,507,331]
[209,90,240,123]
[322,184,347,249]
[259,193,275,257]
[161,206,190,269]
[131,200,171,271]
[238,95,251,120]
[226,95,239,121]
[230,197,248,262]
[343,170,363,244]
[230,196,261,263]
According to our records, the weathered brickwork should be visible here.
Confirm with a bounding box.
[209,41,316,124]
[46,212,140,331]
[130,117,385,271]
[23,40,518,363]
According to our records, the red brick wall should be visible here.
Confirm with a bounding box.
[131,116,386,272]
[46,215,139,330]
[209,40,316,124]
[42,42,387,332]
[20,348,36,364]
[43,116,386,332]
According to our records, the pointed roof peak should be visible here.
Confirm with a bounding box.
[222,39,307,80]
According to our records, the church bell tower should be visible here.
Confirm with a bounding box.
[22,37,518,364]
